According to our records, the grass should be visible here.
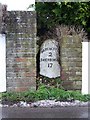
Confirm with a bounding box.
[1,84,90,103]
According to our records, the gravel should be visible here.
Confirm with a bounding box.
[30,100,88,107]
[0,100,89,108]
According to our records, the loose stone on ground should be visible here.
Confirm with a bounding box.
[0,100,89,108]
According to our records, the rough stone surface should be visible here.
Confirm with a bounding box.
[40,39,60,78]
[6,11,36,91]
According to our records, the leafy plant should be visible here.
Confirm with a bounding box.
[37,76,63,89]
[2,92,21,102]
[35,84,50,100]
[1,85,90,103]
[35,2,90,36]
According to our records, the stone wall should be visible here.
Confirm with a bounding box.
[6,11,36,91]
[38,26,83,90]
[5,11,83,91]
[60,35,82,90]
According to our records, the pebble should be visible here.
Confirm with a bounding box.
[0,104,2,107]
[20,101,27,107]
[3,105,9,107]
[11,104,17,107]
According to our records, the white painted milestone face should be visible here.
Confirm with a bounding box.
[0,0,35,11]
[40,39,60,78]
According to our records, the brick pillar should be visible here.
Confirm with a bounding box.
[0,3,7,34]
[6,11,36,91]
[60,35,82,90]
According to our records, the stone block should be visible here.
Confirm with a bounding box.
[76,72,82,75]
[76,62,82,67]
[62,80,74,90]
[73,81,82,90]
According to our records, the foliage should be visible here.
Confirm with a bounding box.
[1,85,90,103]
[35,2,90,36]
[1,92,21,102]
[34,85,50,100]
[37,76,64,89]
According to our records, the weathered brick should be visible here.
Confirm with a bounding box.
[6,11,36,92]
[15,57,27,62]
[60,35,82,90]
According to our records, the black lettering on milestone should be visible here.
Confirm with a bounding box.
[48,63,53,68]
[53,48,57,50]
[41,58,42,61]
[45,48,48,50]
[48,52,52,57]
[41,49,44,53]
[49,48,52,50]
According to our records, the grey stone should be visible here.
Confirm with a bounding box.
[40,39,60,78]
[20,101,27,107]
[11,104,18,107]
[0,104,2,107]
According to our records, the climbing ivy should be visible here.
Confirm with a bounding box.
[35,2,90,36]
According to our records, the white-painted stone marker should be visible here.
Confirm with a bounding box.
[40,39,60,78]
